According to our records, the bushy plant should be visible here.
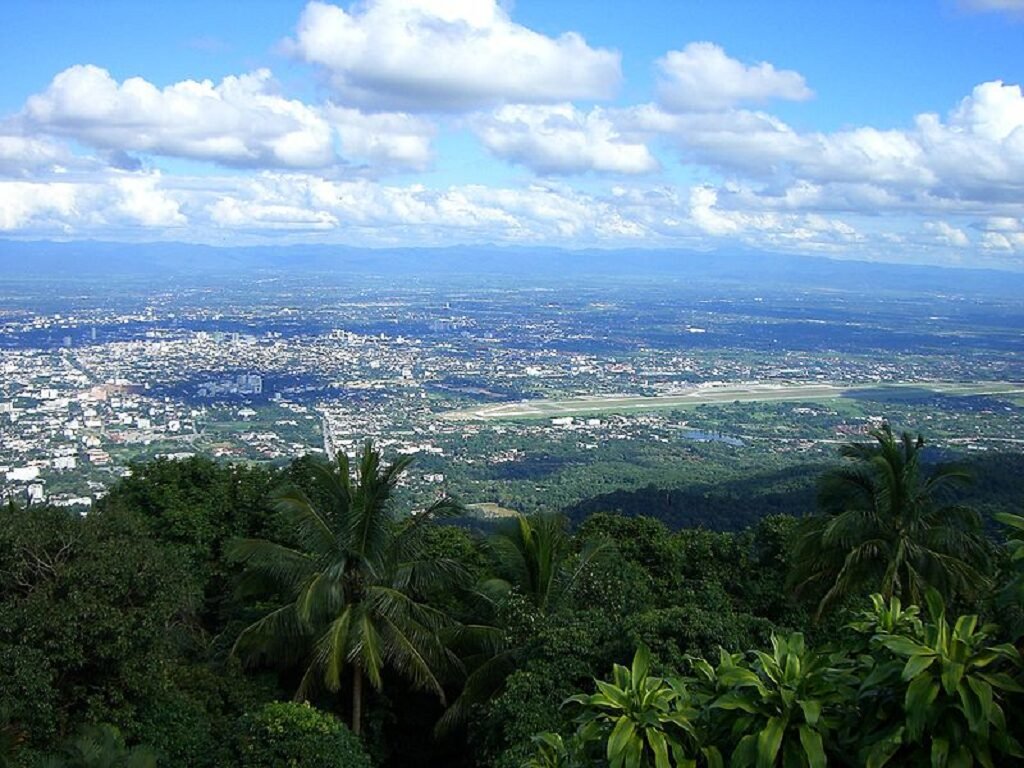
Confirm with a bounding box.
[235,701,373,768]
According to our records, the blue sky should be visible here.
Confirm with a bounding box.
[2,0,1024,266]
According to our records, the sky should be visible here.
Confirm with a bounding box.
[2,0,1024,267]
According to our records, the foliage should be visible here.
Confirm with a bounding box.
[230,440,464,734]
[790,425,990,617]
[704,634,855,768]
[566,645,720,768]
[994,512,1024,640]
[852,589,1024,767]
[234,701,373,768]
[38,724,157,768]
[534,591,1024,768]
[0,503,201,748]
[4,422,1021,768]
[480,513,608,615]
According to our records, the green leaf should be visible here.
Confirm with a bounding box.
[953,615,978,642]
[941,661,965,695]
[647,729,671,768]
[798,725,826,768]
[607,716,637,766]
[905,676,939,741]
[931,737,949,768]
[966,677,993,737]
[703,746,725,768]
[632,645,651,690]
[948,745,972,768]
[732,734,758,768]
[863,728,904,768]
[755,717,787,768]
[883,636,929,658]
[712,691,758,714]
[901,653,937,681]
[798,699,821,727]
[977,672,1024,694]
[596,680,631,710]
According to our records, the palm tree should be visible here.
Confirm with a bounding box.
[438,513,609,732]
[229,440,464,735]
[480,513,590,613]
[789,424,989,618]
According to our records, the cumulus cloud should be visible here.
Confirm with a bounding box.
[286,0,621,110]
[25,66,334,168]
[21,65,435,172]
[111,173,186,226]
[0,180,80,231]
[619,80,1024,215]
[657,43,812,112]
[474,104,657,175]
[325,105,435,170]
[0,171,186,232]
[0,134,74,176]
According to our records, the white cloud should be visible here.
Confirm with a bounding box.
[211,197,337,230]
[21,65,435,173]
[112,173,186,226]
[0,134,73,176]
[657,43,812,112]
[0,171,186,232]
[0,180,80,230]
[26,66,334,168]
[325,105,435,170]
[924,220,970,247]
[619,80,1024,216]
[475,104,657,174]
[286,0,621,110]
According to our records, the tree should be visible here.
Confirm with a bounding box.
[994,512,1024,641]
[39,724,157,768]
[480,513,606,614]
[789,424,989,617]
[230,440,464,735]
[437,514,608,733]
[234,701,372,768]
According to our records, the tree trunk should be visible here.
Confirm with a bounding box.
[351,667,363,736]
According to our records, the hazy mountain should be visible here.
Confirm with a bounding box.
[3,239,1023,297]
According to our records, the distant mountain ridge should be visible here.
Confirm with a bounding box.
[2,239,1023,297]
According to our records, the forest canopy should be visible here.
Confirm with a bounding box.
[1,428,1022,767]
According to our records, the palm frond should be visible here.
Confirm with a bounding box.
[435,649,519,735]
[232,603,308,667]
[227,537,317,595]
[377,613,447,701]
[269,486,337,556]
[319,605,356,692]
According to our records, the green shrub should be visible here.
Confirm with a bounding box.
[235,702,373,768]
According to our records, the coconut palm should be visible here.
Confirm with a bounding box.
[789,424,989,618]
[437,513,609,732]
[229,440,464,735]
[479,512,602,613]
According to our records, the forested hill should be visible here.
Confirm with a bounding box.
[3,428,1024,767]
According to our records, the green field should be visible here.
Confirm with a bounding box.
[439,381,1024,422]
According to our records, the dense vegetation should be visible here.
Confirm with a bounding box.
[1,427,1022,767]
